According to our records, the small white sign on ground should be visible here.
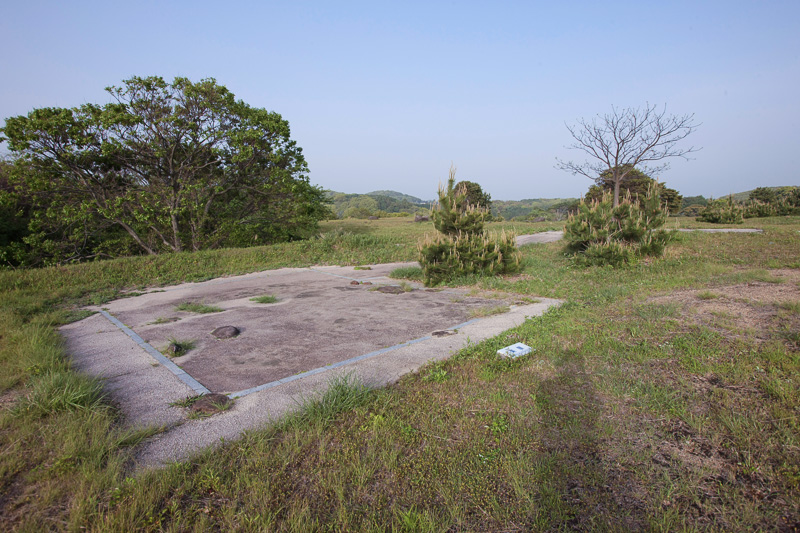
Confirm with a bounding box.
[497,342,532,359]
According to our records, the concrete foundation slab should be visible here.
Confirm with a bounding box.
[60,260,562,468]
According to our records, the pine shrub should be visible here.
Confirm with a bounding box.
[418,167,521,286]
[743,200,777,219]
[564,184,674,266]
[742,192,800,218]
[696,196,744,224]
[418,230,520,286]
[431,177,487,236]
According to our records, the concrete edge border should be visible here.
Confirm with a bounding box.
[97,309,210,395]
[129,298,564,468]
[227,318,480,399]
[97,304,486,401]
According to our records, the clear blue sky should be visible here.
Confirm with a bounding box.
[1,1,798,200]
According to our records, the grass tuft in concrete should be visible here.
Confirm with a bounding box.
[249,294,279,304]
[164,337,196,357]
[175,301,223,314]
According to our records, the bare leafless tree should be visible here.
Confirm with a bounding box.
[556,104,700,206]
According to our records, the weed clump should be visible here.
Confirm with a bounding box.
[165,337,195,356]
[249,294,279,304]
[19,371,107,417]
[389,266,424,281]
[419,167,521,286]
[290,373,372,427]
[565,184,674,266]
[175,301,223,313]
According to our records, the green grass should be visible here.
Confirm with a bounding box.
[175,301,223,314]
[164,337,196,356]
[169,395,203,408]
[0,216,799,530]
[148,316,179,325]
[287,372,373,427]
[390,265,424,281]
[778,300,800,314]
[468,304,511,318]
[249,294,279,304]
[697,290,720,300]
[398,281,415,292]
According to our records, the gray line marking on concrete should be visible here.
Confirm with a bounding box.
[97,309,211,395]
[228,337,430,398]
[446,318,480,331]
[228,318,483,399]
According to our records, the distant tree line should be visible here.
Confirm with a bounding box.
[0,76,330,267]
[492,166,682,222]
[491,198,577,221]
[327,192,425,219]
[326,182,489,220]
[695,186,800,224]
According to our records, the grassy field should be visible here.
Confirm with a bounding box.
[0,216,798,531]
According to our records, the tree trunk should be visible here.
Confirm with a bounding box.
[116,220,157,255]
[613,176,621,207]
[171,210,182,252]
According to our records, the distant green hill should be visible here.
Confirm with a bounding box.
[727,186,797,203]
[691,186,796,204]
[326,190,580,220]
[492,198,578,220]
[366,190,427,204]
[680,186,798,215]
[326,186,797,220]
[326,191,427,218]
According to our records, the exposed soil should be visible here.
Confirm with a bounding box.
[625,269,800,529]
[648,269,800,346]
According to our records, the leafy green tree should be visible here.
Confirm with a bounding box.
[453,180,492,211]
[0,160,31,266]
[680,204,706,217]
[681,195,708,208]
[742,186,800,218]
[788,187,800,207]
[329,193,415,218]
[1,76,327,262]
[366,194,415,213]
[584,165,682,213]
